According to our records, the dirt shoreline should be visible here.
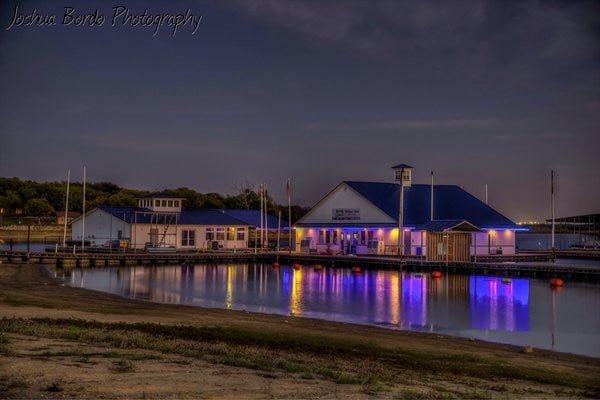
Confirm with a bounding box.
[0,263,598,399]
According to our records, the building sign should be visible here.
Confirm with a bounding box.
[332,208,360,221]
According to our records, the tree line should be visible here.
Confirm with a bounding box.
[0,177,309,222]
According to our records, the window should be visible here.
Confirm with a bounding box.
[227,227,235,241]
[174,200,179,207]
[332,230,338,244]
[181,230,195,246]
[155,199,160,207]
[360,230,366,245]
[168,200,173,207]
[236,228,245,241]
[318,230,324,244]
[368,230,374,241]
[206,228,214,241]
[216,227,225,241]
[325,231,331,244]
[162,200,167,207]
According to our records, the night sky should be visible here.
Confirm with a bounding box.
[1,0,598,222]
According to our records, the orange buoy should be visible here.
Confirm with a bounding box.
[431,271,442,279]
[314,264,323,272]
[272,262,280,268]
[550,278,564,287]
[352,266,362,274]
[293,263,301,270]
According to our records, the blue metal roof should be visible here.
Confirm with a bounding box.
[98,206,289,227]
[342,182,520,230]
[222,210,290,230]
[180,210,252,226]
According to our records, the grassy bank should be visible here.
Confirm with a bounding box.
[0,264,599,399]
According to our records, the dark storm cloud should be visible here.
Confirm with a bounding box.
[230,0,599,82]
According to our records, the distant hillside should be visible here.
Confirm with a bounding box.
[0,177,308,221]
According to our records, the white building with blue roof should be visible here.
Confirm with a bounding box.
[295,165,525,261]
[71,192,288,250]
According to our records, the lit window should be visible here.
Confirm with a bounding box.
[227,227,235,241]
[216,227,225,241]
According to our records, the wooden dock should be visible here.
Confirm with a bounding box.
[1,250,598,279]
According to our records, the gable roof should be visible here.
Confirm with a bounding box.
[323,182,521,230]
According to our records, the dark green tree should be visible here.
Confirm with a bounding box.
[24,198,55,216]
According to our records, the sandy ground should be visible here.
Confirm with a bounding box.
[0,263,599,399]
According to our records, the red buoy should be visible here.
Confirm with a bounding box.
[272,262,280,268]
[550,278,564,287]
[314,264,323,272]
[352,266,362,274]
[293,263,301,270]
[431,271,442,279]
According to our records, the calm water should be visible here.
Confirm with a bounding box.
[59,263,600,357]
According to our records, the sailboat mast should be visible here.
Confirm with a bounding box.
[551,170,555,257]
[264,183,268,249]
[81,165,86,250]
[62,169,70,247]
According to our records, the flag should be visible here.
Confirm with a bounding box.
[285,178,291,200]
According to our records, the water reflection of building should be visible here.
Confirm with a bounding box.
[469,276,529,332]
[111,264,527,335]
[119,266,185,304]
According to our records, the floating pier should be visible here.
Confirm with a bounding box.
[0,250,598,279]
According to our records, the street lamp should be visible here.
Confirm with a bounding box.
[392,164,413,257]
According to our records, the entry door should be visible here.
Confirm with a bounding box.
[346,233,351,253]
[403,231,412,255]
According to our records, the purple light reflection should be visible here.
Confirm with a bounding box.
[469,276,530,332]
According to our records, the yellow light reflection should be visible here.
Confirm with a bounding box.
[290,268,303,316]
[225,264,234,309]
[390,272,400,325]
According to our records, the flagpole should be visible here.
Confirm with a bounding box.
[81,165,86,251]
[62,169,70,248]
[485,184,488,205]
[430,171,434,221]
[287,178,292,254]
